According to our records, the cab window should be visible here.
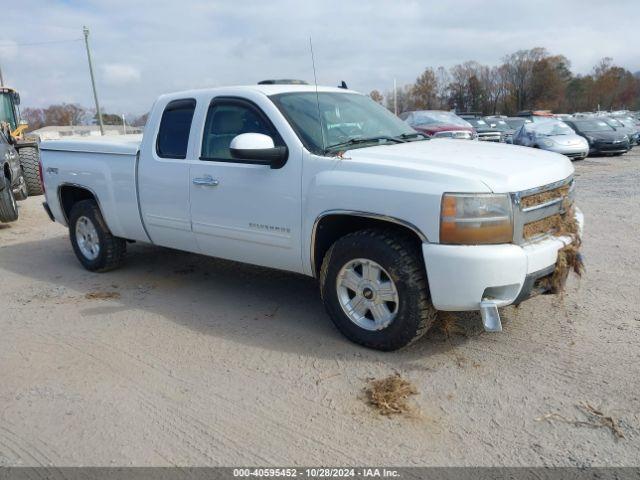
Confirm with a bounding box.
[156,98,196,159]
[201,98,283,162]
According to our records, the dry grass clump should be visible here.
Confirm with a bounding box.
[543,206,584,293]
[522,185,570,209]
[436,311,464,338]
[85,291,121,300]
[520,185,570,209]
[365,374,418,416]
[523,205,584,294]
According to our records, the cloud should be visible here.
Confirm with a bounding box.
[0,0,637,115]
[0,39,19,60]
[102,63,141,85]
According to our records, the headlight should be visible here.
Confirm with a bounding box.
[540,138,554,147]
[440,193,513,244]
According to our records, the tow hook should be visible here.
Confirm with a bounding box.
[480,299,502,332]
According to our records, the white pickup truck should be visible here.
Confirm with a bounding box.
[40,82,583,350]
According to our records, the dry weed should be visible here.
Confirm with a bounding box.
[521,185,570,209]
[536,402,624,440]
[365,374,418,416]
[436,311,464,338]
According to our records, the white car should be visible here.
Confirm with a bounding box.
[513,120,589,160]
[39,82,583,350]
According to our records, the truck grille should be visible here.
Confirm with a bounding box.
[511,177,575,244]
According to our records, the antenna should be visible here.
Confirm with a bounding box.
[309,37,326,154]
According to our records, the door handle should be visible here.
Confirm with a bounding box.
[192,175,219,187]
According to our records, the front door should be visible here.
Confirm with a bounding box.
[189,97,303,272]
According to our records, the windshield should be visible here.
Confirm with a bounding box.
[505,118,527,129]
[486,118,511,131]
[531,121,575,136]
[603,118,623,128]
[408,111,471,127]
[616,117,636,128]
[572,120,615,132]
[271,92,418,154]
[466,118,489,128]
[0,93,17,130]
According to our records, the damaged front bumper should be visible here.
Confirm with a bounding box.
[422,208,584,330]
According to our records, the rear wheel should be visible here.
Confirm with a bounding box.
[69,200,126,272]
[0,181,19,223]
[18,146,43,196]
[320,229,437,351]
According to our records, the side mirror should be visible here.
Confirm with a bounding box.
[12,92,20,106]
[229,133,288,169]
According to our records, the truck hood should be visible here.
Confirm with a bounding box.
[344,139,574,193]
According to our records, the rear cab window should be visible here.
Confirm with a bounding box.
[156,99,196,159]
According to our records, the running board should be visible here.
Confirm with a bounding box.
[480,300,502,332]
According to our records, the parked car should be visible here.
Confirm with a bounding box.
[485,116,517,143]
[512,120,589,160]
[400,110,476,140]
[459,113,503,142]
[563,118,630,156]
[600,117,638,147]
[504,117,531,131]
[0,128,28,222]
[40,82,582,350]
[516,110,556,122]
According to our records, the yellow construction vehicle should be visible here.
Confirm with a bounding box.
[0,86,43,196]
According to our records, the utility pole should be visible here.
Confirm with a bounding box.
[122,114,126,135]
[393,78,397,116]
[83,26,104,136]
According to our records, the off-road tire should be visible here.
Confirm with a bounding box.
[18,146,43,196]
[0,182,19,223]
[69,200,126,272]
[319,229,437,351]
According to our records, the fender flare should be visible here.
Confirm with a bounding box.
[309,209,429,276]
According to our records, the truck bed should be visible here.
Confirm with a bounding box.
[40,134,143,156]
[40,135,150,243]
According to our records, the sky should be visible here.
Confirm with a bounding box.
[1,0,638,117]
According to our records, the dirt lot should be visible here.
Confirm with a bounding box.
[1,150,639,467]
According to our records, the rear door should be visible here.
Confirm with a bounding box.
[137,98,199,252]
[188,96,303,272]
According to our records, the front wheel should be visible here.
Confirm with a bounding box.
[69,200,126,272]
[319,229,437,351]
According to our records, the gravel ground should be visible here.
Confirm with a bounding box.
[0,150,639,467]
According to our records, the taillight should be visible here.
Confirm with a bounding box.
[38,157,45,193]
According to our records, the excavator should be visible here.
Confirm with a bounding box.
[0,86,43,196]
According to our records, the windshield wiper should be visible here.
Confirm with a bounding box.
[324,136,405,153]
[397,132,429,141]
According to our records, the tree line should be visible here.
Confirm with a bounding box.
[370,47,640,115]
[22,104,148,131]
[20,47,639,131]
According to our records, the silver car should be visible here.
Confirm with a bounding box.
[513,120,589,160]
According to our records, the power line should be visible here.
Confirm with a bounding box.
[0,38,83,48]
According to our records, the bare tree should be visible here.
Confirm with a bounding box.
[369,90,384,104]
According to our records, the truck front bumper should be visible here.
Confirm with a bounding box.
[422,208,584,311]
